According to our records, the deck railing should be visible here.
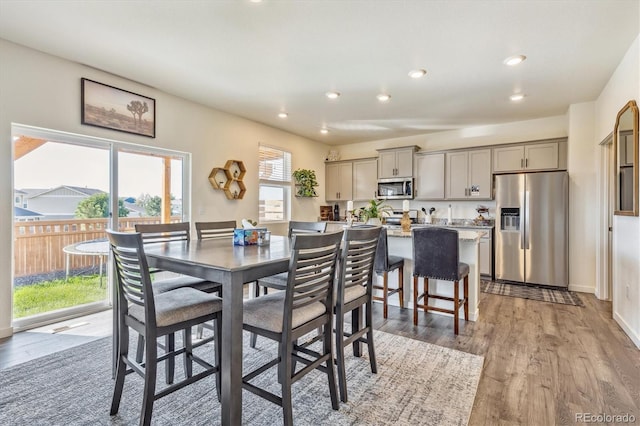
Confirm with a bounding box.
[14,217,181,278]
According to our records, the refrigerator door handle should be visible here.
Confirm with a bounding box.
[520,191,526,249]
[524,190,530,249]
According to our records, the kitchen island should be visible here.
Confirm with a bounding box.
[385,228,483,321]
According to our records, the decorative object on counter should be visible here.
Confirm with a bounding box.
[334,204,340,221]
[355,199,392,226]
[447,204,453,225]
[320,205,334,221]
[346,200,354,226]
[402,200,410,212]
[401,200,411,231]
[421,207,436,224]
[325,149,340,161]
[476,205,489,220]
[208,159,246,200]
[292,168,319,197]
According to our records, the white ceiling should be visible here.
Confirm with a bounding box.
[0,1,638,145]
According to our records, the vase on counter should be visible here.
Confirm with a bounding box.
[400,212,411,232]
[366,217,382,226]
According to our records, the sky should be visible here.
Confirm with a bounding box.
[14,142,182,199]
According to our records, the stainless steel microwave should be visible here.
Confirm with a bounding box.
[376,178,414,200]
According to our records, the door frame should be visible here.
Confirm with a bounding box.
[596,132,614,301]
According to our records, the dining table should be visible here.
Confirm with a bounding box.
[143,235,292,425]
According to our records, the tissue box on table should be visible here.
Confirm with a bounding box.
[233,228,267,246]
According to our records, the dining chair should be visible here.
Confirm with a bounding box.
[107,230,222,426]
[334,226,382,403]
[250,220,327,347]
[412,227,469,334]
[372,227,405,318]
[241,231,343,426]
[195,220,237,240]
[134,222,222,370]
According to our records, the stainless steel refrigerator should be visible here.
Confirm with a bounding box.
[494,171,568,288]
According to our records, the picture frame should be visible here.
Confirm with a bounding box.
[81,78,155,138]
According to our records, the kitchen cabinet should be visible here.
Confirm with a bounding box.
[414,152,445,199]
[456,226,493,279]
[352,158,378,201]
[493,141,558,172]
[325,161,353,201]
[377,146,418,178]
[445,149,492,199]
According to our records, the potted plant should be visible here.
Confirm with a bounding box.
[292,168,318,197]
[355,199,392,225]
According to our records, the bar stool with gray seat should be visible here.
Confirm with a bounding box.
[412,227,469,334]
[242,231,343,426]
[372,227,405,318]
[107,230,223,426]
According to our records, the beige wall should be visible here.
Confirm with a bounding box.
[0,39,329,337]
[595,34,640,347]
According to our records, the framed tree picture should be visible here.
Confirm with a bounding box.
[81,78,156,138]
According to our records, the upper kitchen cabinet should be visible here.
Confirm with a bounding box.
[377,146,419,178]
[325,161,353,201]
[445,149,492,199]
[352,158,378,201]
[414,152,445,200]
[493,139,567,173]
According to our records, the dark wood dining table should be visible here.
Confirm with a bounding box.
[144,235,291,425]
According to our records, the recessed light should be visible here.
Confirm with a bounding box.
[510,93,525,101]
[278,112,288,118]
[408,69,427,79]
[249,0,263,3]
[504,55,526,66]
[320,128,329,134]
[325,91,341,99]
[376,94,391,102]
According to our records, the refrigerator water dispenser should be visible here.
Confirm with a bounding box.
[500,208,520,231]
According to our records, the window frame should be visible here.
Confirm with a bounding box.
[258,144,291,224]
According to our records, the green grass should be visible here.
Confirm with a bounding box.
[13,275,107,319]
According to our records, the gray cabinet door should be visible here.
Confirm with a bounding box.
[353,159,377,201]
[445,151,469,198]
[415,153,445,199]
[524,142,558,170]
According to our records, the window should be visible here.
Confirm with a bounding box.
[258,144,291,223]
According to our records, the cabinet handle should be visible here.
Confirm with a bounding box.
[525,158,528,168]
[520,158,524,168]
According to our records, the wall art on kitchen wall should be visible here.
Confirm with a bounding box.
[81,78,156,138]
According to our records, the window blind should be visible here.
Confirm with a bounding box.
[259,145,291,183]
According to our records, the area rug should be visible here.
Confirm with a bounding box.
[481,280,584,307]
[0,330,483,426]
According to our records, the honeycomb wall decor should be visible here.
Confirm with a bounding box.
[208,160,246,199]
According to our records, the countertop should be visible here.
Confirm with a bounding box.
[324,219,494,230]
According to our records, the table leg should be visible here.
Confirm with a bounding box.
[221,272,244,425]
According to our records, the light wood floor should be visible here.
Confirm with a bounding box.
[1,291,638,425]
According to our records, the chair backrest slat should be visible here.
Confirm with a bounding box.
[135,222,191,244]
[195,220,237,240]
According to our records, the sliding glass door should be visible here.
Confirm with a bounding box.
[11,125,189,330]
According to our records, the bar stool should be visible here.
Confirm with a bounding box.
[412,227,469,334]
[372,227,404,318]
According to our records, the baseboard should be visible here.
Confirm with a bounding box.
[568,284,595,293]
[613,312,640,349]
[0,326,13,339]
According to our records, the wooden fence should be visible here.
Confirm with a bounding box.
[14,217,181,278]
